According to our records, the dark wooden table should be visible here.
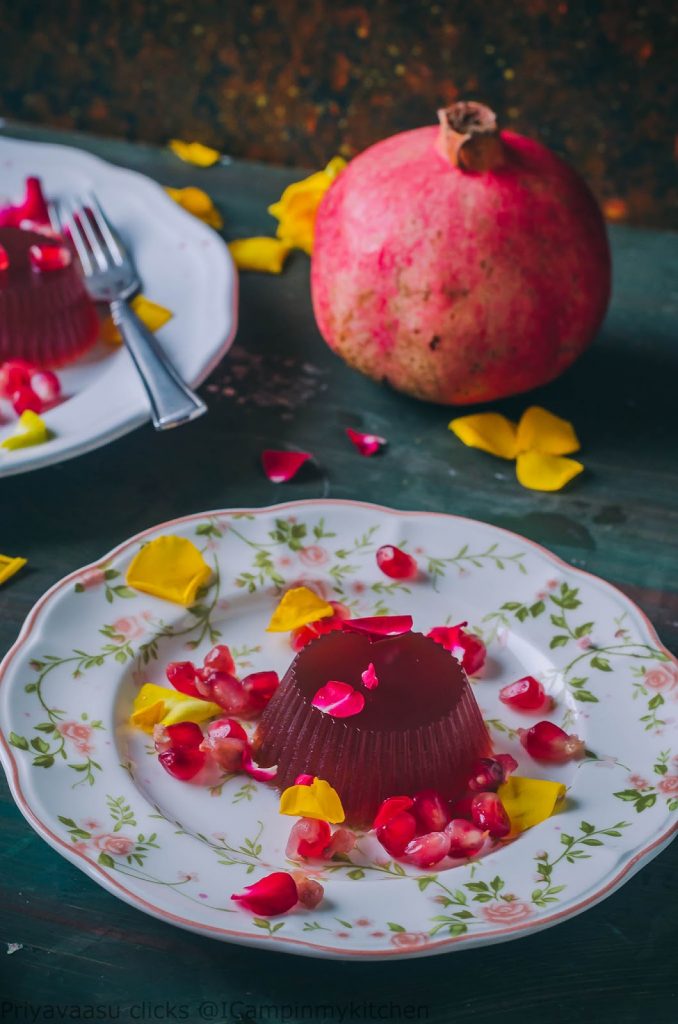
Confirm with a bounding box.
[0,124,676,1023]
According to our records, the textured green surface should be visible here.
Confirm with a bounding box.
[0,124,676,1022]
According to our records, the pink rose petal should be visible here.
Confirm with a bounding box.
[311,680,365,718]
[261,450,311,483]
[345,427,386,458]
[361,662,379,689]
[242,747,278,782]
[342,615,413,639]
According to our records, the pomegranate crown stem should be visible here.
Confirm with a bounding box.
[436,101,506,172]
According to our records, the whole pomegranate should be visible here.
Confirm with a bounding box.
[311,102,610,405]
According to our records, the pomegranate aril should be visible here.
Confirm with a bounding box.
[286,817,332,860]
[292,872,325,909]
[499,675,551,711]
[242,670,279,711]
[203,644,236,675]
[162,721,204,750]
[30,369,61,404]
[495,752,519,781]
[445,818,488,858]
[376,810,417,857]
[231,871,298,916]
[470,792,511,838]
[202,670,249,715]
[373,795,414,830]
[11,385,42,415]
[0,359,34,397]
[519,720,585,763]
[467,757,505,792]
[29,242,72,271]
[200,718,248,771]
[375,544,418,581]
[294,773,315,786]
[449,794,474,820]
[166,660,200,697]
[427,623,486,676]
[403,830,451,868]
[412,789,451,832]
[324,827,356,858]
[158,746,206,781]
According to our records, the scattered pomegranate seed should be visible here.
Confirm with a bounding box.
[323,827,356,857]
[159,721,204,750]
[292,871,325,909]
[445,818,488,858]
[157,746,206,781]
[0,359,34,397]
[29,242,72,271]
[376,810,417,857]
[361,662,379,689]
[345,427,387,457]
[467,758,505,792]
[294,773,315,786]
[199,718,248,771]
[499,675,551,711]
[199,670,250,715]
[166,660,200,698]
[375,544,418,581]
[203,644,236,676]
[449,794,474,820]
[231,871,299,916]
[427,622,487,676]
[286,817,332,859]
[403,831,451,868]
[261,449,311,483]
[11,385,42,415]
[519,721,585,763]
[470,792,511,838]
[241,670,279,711]
[311,680,365,718]
[495,753,519,781]
[412,789,451,832]
[373,795,414,830]
[30,369,61,405]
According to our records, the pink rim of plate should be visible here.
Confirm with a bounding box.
[0,499,676,959]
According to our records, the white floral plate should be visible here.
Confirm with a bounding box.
[0,135,237,477]
[0,500,676,960]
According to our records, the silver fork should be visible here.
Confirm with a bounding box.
[53,194,207,430]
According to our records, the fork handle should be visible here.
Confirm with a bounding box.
[110,299,207,430]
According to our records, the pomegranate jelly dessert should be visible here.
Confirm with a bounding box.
[0,222,99,367]
[253,630,491,827]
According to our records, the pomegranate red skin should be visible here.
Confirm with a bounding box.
[311,126,610,405]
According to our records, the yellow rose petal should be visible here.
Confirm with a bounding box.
[165,186,223,229]
[497,776,566,834]
[130,683,221,734]
[168,139,221,167]
[517,406,580,456]
[130,699,167,733]
[279,778,345,823]
[126,535,212,606]
[267,157,346,255]
[449,412,519,460]
[1,410,50,451]
[516,451,584,492]
[266,586,334,632]
[101,295,174,346]
[228,237,291,274]
[0,554,27,586]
